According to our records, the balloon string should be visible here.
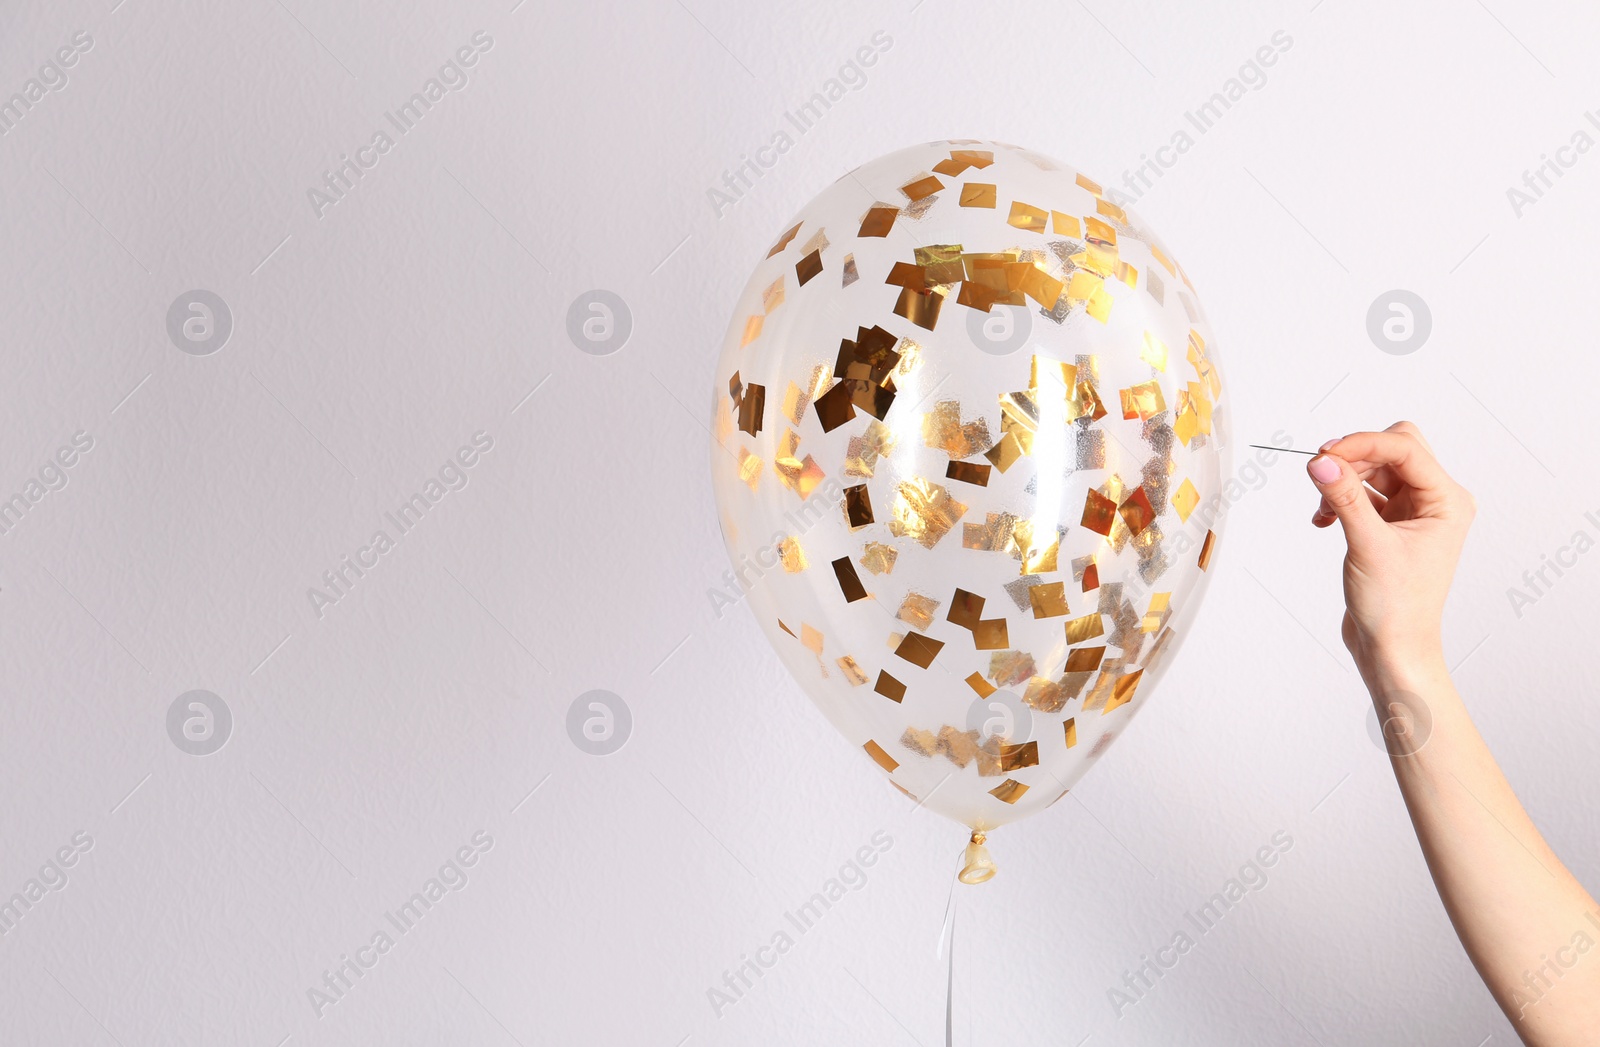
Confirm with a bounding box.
[938,851,962,1047]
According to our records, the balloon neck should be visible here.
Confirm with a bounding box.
[958,830,996,885]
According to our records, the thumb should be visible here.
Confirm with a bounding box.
[1308,453,1382,544]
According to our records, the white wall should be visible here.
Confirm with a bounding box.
[0,0,1594,1043]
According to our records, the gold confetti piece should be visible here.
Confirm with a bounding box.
[778,536,808,573]
[780,382,808,426]
[860,542,898,575]
[945,460,991,486]
[885,261,930,289]
[1065,378,1108,423]
[965,672,996,698]
[1171,478,1199,522]
[1064,718,1078,748]
[800,228,830,256]
[773,454,823,497]
[762,277,785,314]
[1143,592,1171,633]
[901,174,944,201]
[1142,331,1168,371]
[740,314,763,347]
[1052,211,1082,237]
[990,779,1029,804]
[844,484,874,529]
[1188,331,1220,398]
[933,156,972,176]
[842,255,859,286]
[1081,488,1117,536]
[922,401,992,459]
[902,726,939,756]
[914,244,967,284]
[1103,669,1144,714]
[973,618,1010,650]
[1021,540,1059,576]
[874,670,906,703]
[1151,243,1176,275]
[795,249,823,286]
[1082,562,1099,591]
[1066,270,1101,302]
[776,428,801,461]
[1096,198,1128,223]
[801,623,824,656]
[778,619,795,637]
[832,556,869,603]
[896,592,940,630]
[1118,486,1156,536]
[951,148,994,168]
[983,431,1025,473]
[1065,613,1103,644]
[768,222,802,257]
[1086,285,1114,323]
[948,588,985,629]
[813,381,856,433]
[864,740,899,772]
[858,206,898,238]
[989,650,1036,686]
[1198,529,1216,570]
[736,448,761,491]
[1007,201,1049,232]
[1119,380,1166,421]
[959,182,997,207]
[889,478,967,549]
[999,740,1039,771]
[893,286,944,330]
[1084,216,1117,245]
[836,656,867,686]
[737,383,765,436]
[1065,645,1105,672]
[1029,582,1069,619]
[895,631,945,669]
[1076,172,1103,195]
[1019,675,1063,712]
[844,436,881,477]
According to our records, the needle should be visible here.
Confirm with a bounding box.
[1249,444,1321,456]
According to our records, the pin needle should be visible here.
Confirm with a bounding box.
[1249,444,1320,455]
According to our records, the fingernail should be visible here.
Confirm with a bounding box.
[1309,455,1341,483]
[1319,438,1338,451]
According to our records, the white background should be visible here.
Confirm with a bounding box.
[0,0,1596,1043]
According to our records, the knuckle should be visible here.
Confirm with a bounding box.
[1325,484,1363,509]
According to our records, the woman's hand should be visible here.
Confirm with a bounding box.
[1304,421,1476,680]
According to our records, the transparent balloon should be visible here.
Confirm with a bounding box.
[710,140,1230,850]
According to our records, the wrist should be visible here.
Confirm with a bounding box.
[1354,641,1449,698]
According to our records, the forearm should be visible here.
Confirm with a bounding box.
[1365,650,1600,1044]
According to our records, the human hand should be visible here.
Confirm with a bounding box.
[1305,422,1475,680]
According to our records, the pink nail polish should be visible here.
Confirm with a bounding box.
[1319,438,1338,451]
[1309,455,1340,483]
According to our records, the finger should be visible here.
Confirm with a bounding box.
[1321,430,1451,497]
[1386,419,1434,456]
[1313,486,1386,525]
[1307,453,1384,543]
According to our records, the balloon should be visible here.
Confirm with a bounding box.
[709,140,1230,867]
